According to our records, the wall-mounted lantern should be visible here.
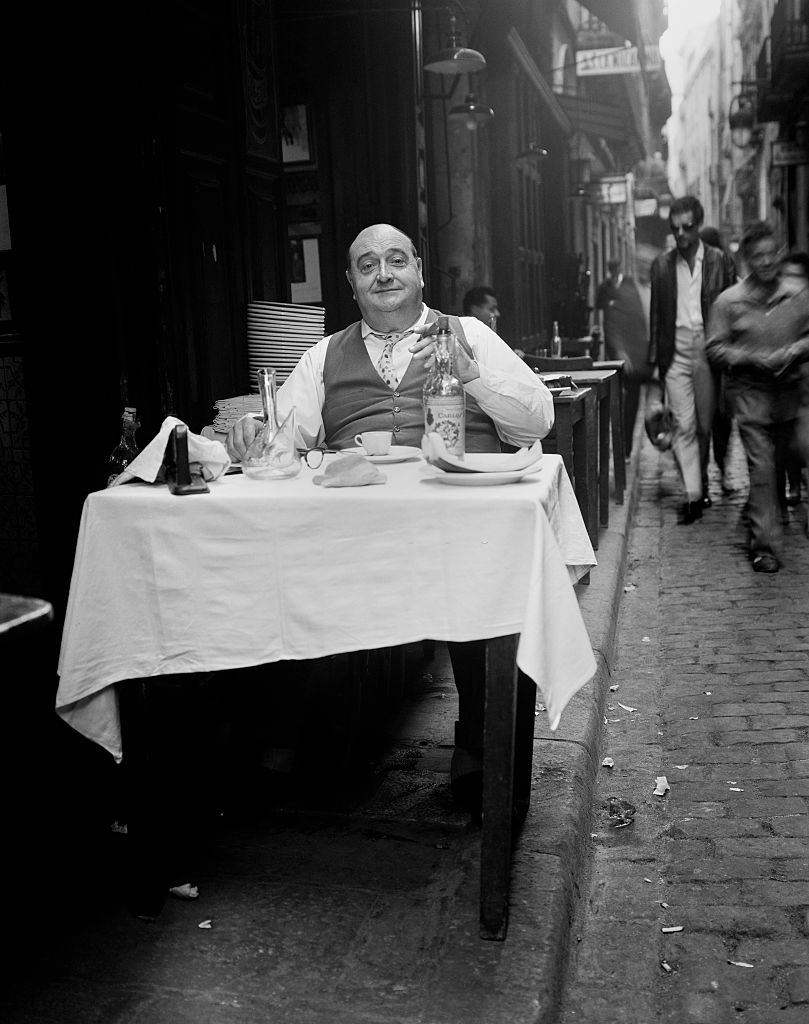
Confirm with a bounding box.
[728,93,762,150]
[424,8,486,75]
[448,93,494,130]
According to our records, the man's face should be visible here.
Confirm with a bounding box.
[470,294,500,330]
[346,225,424,323]
[670,212,701,256]
[746,236,779,284]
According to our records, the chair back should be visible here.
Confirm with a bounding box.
[524,355,594,372]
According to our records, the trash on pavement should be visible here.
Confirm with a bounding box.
[689,716,699,720]
[727,960,754,968]
[660,961,673,973]
[618,702,638,713]
[729,787,743,792]
[609,684,619,691]
[653,776,670,796]
[601,757,615,769]
[198,920,213,929]
[642,636,651,642]
[661,926,683,933]
[673,764,688,770]
[623,583,637,593]
[605,796,636,828]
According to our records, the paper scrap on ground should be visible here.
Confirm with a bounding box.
[618,703,638,713]
[601,757,615,769]
[653,776,670,796]
[642,636,651,642]
[728,960,754,968]
[660,961,672,973]
[609,684,619,692]
[661,926,683,933]
[674,765,689,770]
[198,920,213,929]
[623,583,637,593]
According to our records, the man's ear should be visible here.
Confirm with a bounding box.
[345,268,357,300]
[416,256,424,287]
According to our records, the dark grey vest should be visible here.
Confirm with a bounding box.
[322,309,501,452]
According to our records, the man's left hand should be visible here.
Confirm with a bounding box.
[409,324,480,384]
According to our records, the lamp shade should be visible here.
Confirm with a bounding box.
[449,94,494,130]
[424,45,487,75]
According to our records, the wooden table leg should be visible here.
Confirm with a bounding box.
[610,375,626,504]
[480,634,519,940]
[573,392,599,550]
[598,389,610,527]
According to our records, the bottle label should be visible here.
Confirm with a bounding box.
[425,397,465,456]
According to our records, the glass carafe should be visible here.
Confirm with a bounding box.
[241,368,302,479]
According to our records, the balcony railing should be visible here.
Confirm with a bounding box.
[771,0,809,90]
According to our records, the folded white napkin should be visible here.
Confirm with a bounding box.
[111,415,231,486]
[312,453,386,488]
[421,433,543,473]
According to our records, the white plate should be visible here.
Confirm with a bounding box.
[343,445,422,464]
[426,468,541,486]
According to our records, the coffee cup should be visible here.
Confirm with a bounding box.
[354,431,391,455]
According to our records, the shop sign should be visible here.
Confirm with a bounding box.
[634,198,658,217]
[576,45,661,76]
[771,140,809,166]
[594,178,627,205]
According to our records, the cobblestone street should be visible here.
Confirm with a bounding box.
[561,423,809,1023]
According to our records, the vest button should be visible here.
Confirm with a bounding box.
[394,406,400,413]
[393,391,400,397]
[394,425,400,432]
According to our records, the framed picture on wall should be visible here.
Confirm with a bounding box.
[282,105,315,168]
[289,237,322,304]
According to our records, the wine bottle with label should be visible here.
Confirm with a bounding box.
[423,316,465,457]
[105,406,140,487]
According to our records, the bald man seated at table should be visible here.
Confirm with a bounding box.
[228,223,554,809]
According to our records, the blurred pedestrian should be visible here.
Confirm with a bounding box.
[706,222,809,573]
[775,252,809,510]
[595,258,651,455]
[649,196,736,523]
[699,226,738,492]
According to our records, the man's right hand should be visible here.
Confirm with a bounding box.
[227,416,262,461]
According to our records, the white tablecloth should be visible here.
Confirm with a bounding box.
[56,454,596,760]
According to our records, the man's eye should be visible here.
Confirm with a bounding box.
[389,255,407,267]
[360,261,377,274]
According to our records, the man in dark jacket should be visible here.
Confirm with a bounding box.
[649,196,736,523]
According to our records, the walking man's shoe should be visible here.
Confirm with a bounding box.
[678,501,703,525]
[702,496,713,509]
[752,554,779,574]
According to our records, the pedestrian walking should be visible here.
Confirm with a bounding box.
[706,221,809,573]
[595,258,651,456]
[776,251,809,510]
[649,196,736,524]
[699,226,738,491]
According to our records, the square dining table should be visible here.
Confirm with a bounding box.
[57,451,596,939]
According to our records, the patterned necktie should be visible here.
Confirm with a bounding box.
[376,339,399,389]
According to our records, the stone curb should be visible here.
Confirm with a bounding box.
[509,406,646,1023]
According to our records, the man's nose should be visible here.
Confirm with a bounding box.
[376,260,394,280]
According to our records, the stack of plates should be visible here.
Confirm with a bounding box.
[211,394,264,435]
[247,300,325,390]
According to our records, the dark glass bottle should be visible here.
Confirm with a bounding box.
[105,406,140,487]
[551,320,562,358]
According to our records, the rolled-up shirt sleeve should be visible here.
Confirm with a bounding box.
[460,317,555,445]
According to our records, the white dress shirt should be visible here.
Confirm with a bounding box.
[675,241,704,332]
[270,304,554,448]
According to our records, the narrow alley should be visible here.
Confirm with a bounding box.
[561,425,809,1023]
